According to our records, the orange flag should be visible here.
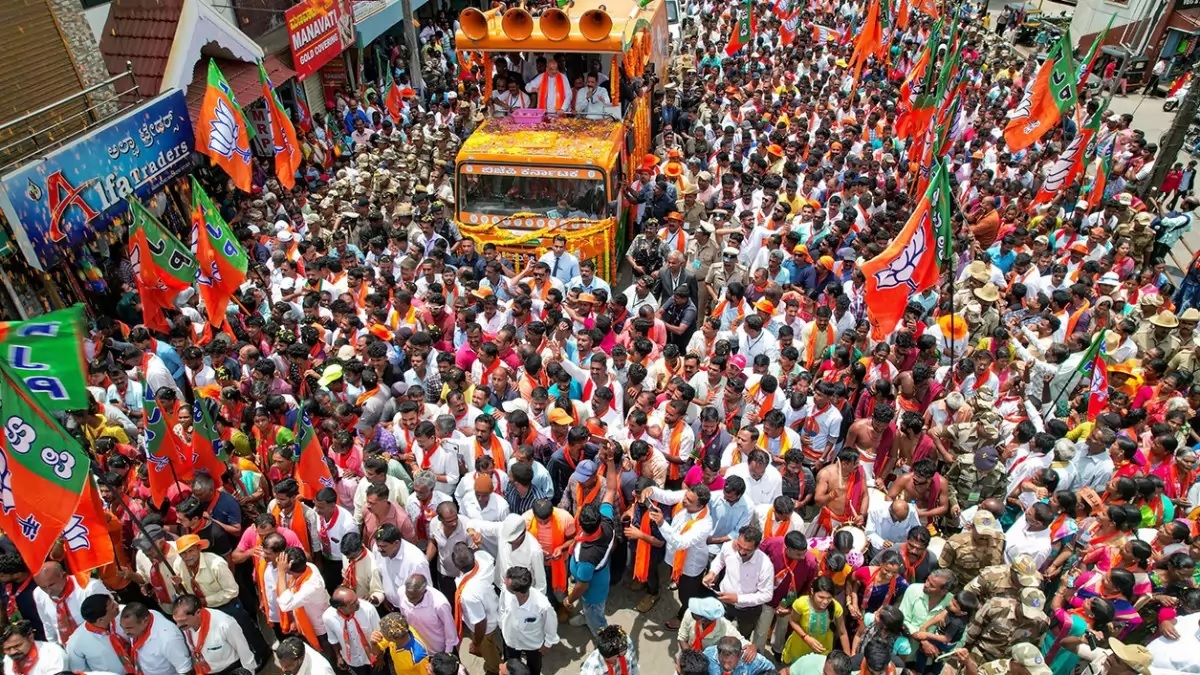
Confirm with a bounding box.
[258,61,301,190]
[195,60,253,192]
[1003,34,1077,153]
[847,0,882,86]
[61,480,116,575]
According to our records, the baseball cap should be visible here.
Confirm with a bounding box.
[1019,587,1047,622]
[548,408,574,426]
[572,459,598,484]
[972,509,1001,537]
[973,446,999,472]
[1010,644,1052,675]
[1012,553,1042,587]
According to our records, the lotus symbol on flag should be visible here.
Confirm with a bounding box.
[873,214,927,291]
[0,448,15,515]
[62,515,91,551]
[207,99,251,162]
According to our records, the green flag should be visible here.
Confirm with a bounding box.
[128,201,196,333]
[0,359,90,569]
[928,159,954,270]
[0,305,89,412]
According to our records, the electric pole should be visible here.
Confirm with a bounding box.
[1143,62,1200,202]
[403,0,424,90]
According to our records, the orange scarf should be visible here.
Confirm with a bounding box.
[279,566,321,649]
[527,515,568,593]
[183,609,213,675]
[632,509,654,583]
[691,619,716,650]
[711,297,746,330]
[671,506,710,582]
[537,72,568,110]
[11,644,38,675]
[53,577,79,643]
[667,420,687,480]
[475,434,507,471]
[1065,300,1090,336]
[273,503,311,555]
[129,613,155,672]
[454,565,480,636]
[806,323,835,369]
[763,508,789,538]
[659,227,688,253]
[86,622,134,673]
[355,386,379,407]
[747,381,777,420]
[339,610,374,666]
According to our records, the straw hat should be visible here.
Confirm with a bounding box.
[973,283,1000,303]
[1150,311,1180,328]
[175,535,209,553]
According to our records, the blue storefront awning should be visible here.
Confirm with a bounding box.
[354,0,429,47]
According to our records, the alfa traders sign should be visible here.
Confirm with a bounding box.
[287,0,354,80]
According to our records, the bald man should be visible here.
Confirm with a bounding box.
[31,561,110,646]
[865,498,922,555]
[322,587,380,675]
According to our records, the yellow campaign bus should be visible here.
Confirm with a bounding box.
[454,0,668,281]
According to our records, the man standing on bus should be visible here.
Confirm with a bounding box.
[528,57,572,113]
[574,73,613,119]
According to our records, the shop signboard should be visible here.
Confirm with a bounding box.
[0,90,194,270]
[287,0,355,80]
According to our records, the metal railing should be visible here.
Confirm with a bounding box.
[0,63,142,174]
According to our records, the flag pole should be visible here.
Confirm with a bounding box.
[1043,328,1106,422]
[99,472,175,572]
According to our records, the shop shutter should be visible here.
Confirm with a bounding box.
[0,0,90,168]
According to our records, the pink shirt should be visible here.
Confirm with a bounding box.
[398,586,459,652]
[236,525,302,551]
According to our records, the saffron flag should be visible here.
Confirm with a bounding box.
[0,306,89,413]
[61,479,116,575]
[0,360,90,570]
[191,396,227,480]
[863,160,953,338]
[128,201,196,334]
[293,406,334,501]
[191,177,249,327]
[811,23,837,43]
[142,381,192,506]
[1004,34,1077,153]
[847,0,883,85]
[725,0,755,56]
[1033,106,1103,206]
[295,94,313,134]
[913,0,939,19]
[257,61,302,191]
[895,20,944,139]
[383,70,405,124]
[1084,150,1112,209]
[195,60,254,192]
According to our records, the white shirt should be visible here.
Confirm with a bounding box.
[1003,520,1053,568]
[130,611,193,675]
[33,578,110,645]
[461,493,511,522]
[725,463,783,507]
[498,587,560,651]
[322,604,381,668]
[294,644,337,675]
[276,563,332,635]
[455,552,500,634]
[1149,611,1200,674]
[650,488,715,577]
[318,505,358,561]
[4,641,66,675]
[496,533,547,595]
[1005,450,1052,498]
[736,328,780,362]
[65,623,129,674]
[182,609,256,673]
[411,441,462,495]
[372,541,433,607]
[865,501,922,550]
[708,542,775,608]
[404,491,453,539]
[573,85,613,118]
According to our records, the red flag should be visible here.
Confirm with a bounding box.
[293,407,333,501]
[1087,354,1109,421]
[295,95,313,134]
[61,480,116,575]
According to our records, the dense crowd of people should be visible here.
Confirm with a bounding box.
[9,1,1200,675]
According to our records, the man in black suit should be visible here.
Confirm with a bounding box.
[654,250,698,304]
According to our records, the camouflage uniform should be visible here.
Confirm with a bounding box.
[977,659,1015,675]
[964,563,1025,603]
[937,532,1005,586]
[944,455,1008,515]
[965,597,1049,663]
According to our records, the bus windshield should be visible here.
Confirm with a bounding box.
[459,168,609,220]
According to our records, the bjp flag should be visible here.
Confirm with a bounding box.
[195,60,253,192]
[293,405,333,501]
[61,479,116,575]
[257,60,301,190]
[1004,34,1077,153]
[191,177,248,327]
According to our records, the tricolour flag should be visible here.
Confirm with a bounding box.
[0,306,89,412]
[195,60,254,192]
[0,360,90,570]
[128,201,196,334]
[725,0,755,56]
[61,479,116,575]
[258,61,302,191]
[863,160,953,338]
[191,177,248,328]
[293,406,334,501]
[1004,33,1077,153]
